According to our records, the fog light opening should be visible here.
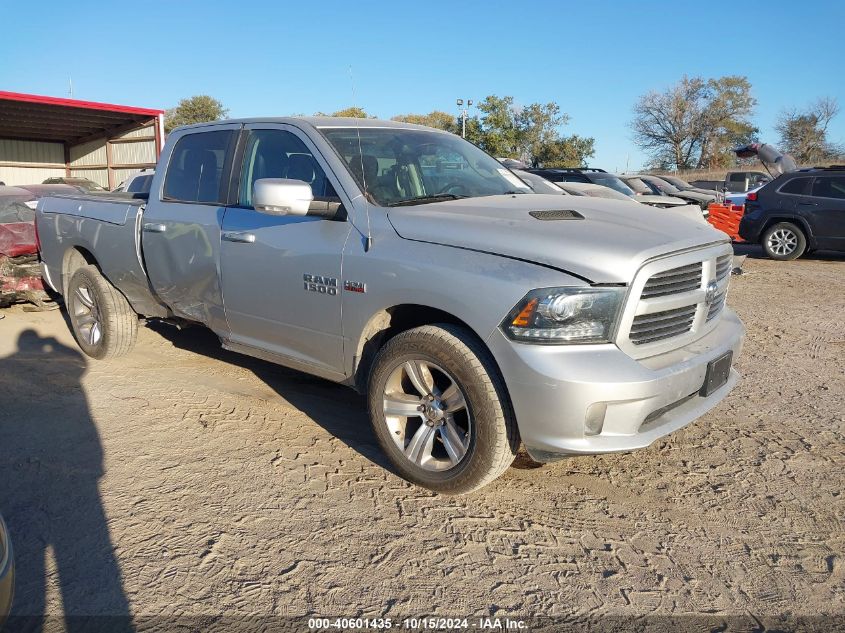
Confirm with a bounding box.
[585,403,607,436]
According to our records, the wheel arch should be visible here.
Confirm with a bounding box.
[760,216,816,248]
[61,245,98,297]
[351,303,502,395]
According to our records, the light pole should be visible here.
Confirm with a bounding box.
[457,98,473,138]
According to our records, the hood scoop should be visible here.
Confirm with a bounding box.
[529,209,584,221]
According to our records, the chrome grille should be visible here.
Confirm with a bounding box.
[715,254,732,281]
[630,305,697,345]
[707,290,727,321]
[640,262,702,298]
[618,246,734,357]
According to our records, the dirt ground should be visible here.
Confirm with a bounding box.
[0,245,843,631]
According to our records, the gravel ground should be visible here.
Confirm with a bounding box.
[0,245,843,632]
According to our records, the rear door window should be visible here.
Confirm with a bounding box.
[811,176,845,200]
[779,177,812,196]
[163,130,235,203]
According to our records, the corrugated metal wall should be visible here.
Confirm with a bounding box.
[1,119,158,188]
[0,139,65,185]
[111,167,144,185]
[70,168,109,187]
[111,141,156,165]
[69,139,107,166]
[0,164,66,184]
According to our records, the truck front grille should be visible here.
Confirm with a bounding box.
[640,262,702,298]
[618,246,734,358]
[715,254,732,280]
[630,305,697,345]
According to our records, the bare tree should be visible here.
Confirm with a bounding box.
[631,76,756,170]
[775,97,843,164]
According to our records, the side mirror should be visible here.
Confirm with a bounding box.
[253,179,313,216]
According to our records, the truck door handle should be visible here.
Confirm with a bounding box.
[221,231,256,244]
[143,223,167,233]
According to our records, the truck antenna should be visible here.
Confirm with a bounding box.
[349,65,373,252]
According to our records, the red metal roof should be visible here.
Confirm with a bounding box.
[0,91,163,116]
[0,90,163,144]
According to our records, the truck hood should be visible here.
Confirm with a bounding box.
[673,189,714,203]
[387,194,727,283]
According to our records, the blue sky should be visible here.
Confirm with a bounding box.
[2,0,844,170]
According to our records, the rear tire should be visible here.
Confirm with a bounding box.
[67,265,138,359]
[761,222,806,260]
[367,324,518,494]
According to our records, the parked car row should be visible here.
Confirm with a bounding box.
[524,167,707,213]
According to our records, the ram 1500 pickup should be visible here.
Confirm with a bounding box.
[36,117,745,493]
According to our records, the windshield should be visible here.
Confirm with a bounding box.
[583,186,633,202]
[590,173,635,197]
[320,127,530,206]
[621,177,652,195]
[0,194,36,223]
[663,175,690,189]
[646,176,680,194]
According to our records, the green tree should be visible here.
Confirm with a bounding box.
[474,95,522,157]
[698,76,758,168]
[466,95,594,166]
[329,107,369,118]
[391,111,459,133]
[164,95,228,133]
[631,75,756,170]
[533,135,596,168]
[775,97,843,164]
[516,102,568,162]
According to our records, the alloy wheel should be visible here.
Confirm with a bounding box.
[382,360,471,472]
[767,228,798,256]
[72,284,103,346]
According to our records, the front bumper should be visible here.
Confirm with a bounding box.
[0,516,14,627]
[487,308,745,461]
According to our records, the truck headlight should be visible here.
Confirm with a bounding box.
[502,287,625,344]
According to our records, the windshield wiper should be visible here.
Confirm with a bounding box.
[387,193,468,207]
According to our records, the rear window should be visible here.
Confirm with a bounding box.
[779,177,811,195]
[811,176,845,200]
[127,174,153,194]
[163,131,234,204]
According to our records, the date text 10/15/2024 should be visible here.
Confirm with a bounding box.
[308,617,527,631]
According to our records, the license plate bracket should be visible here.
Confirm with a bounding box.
[700,351,733,397]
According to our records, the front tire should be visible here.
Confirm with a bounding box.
[67,265,138,359]
[762,222,806,260]
[368,324,518,494]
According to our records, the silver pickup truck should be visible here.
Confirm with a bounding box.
[36,117,744,493]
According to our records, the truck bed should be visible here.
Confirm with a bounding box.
[36,191,169,318]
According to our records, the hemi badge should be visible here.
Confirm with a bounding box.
[344,280,367,294]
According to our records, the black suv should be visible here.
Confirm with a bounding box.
[739,167,845,260]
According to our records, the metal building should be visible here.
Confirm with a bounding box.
[0,91,164,189]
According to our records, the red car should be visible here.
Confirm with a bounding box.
[0,185,75,310]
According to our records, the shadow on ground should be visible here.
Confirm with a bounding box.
[0,330,134,632]
[733,242,845,261]
[146,322,396,475]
